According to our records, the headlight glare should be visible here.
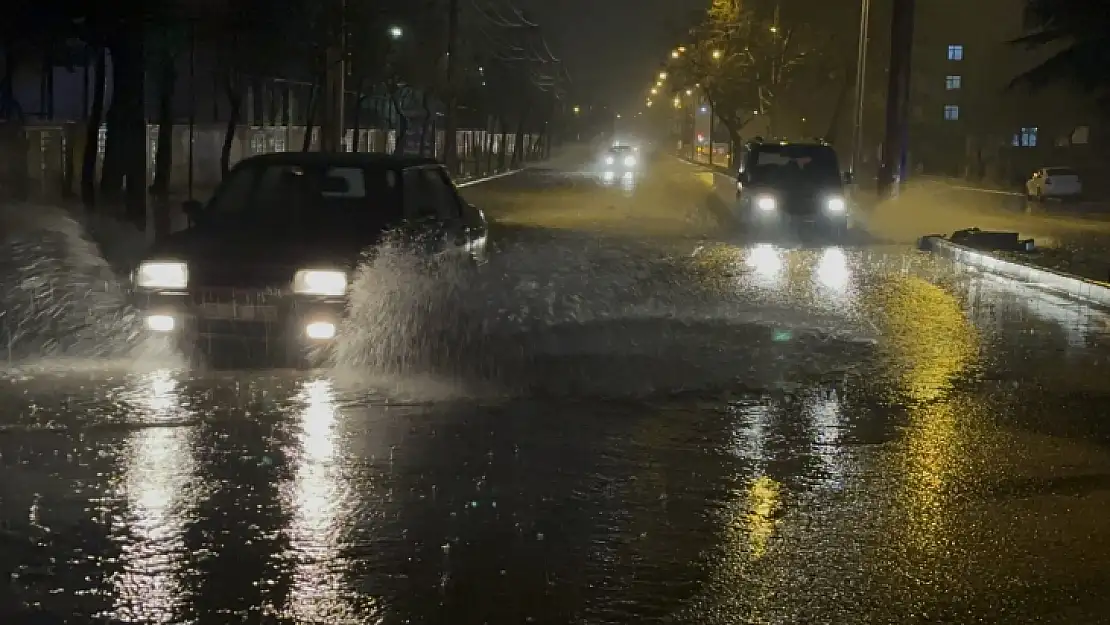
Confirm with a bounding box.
[293,269,348,296]
[136,261,188,289]
[756,195,777,211]
[826,197,847,212]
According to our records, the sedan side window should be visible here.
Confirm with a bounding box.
[402,167,462,221]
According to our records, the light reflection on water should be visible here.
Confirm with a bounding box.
[281,377,377,624]
[104,370,199,623]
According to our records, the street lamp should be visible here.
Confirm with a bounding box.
[650,87,658,95]
[389,25,403,39]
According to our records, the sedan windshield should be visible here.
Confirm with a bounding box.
[202,163,403,233]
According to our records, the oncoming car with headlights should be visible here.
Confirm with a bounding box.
[133,152,487,362]
[600,145,639,173]
[735,140,851,237]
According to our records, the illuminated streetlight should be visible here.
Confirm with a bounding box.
[686,88,693,95]
[658,71,667,80]
[769,25,778,33]
[650,87,658,95]
[671,50,681,58]
[389,25,404,39]
[616,113,622,119]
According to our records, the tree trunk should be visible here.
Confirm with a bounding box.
[220,73,241,177]
[151,52,176,196]
[100,39,127,204]
[150,50,176,240]
[81,47,106,210]
[302,81,318,152]
[512,106,527,168]
[120,30,147,227]
[351,91,364,152]
[0,37,24,120]
[417,92,431,157]
[390,91,408,156]
[498,117,509,171]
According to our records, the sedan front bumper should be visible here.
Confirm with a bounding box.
[136,288,346,349]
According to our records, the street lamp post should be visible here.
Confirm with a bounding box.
[849,0,872,176]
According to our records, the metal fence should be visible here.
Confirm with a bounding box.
[6,123,539,202]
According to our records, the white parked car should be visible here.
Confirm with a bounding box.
[1026,167,1082,200]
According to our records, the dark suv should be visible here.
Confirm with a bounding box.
[132,152,487,362]
[735,141,850,236]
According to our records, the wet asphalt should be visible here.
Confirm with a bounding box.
[4,154,1110,624]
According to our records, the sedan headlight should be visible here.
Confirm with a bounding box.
[826,197,847,213]
[756,195,777,211]
[136,261,188,289]
[624,155,637,167]
[293,269,348,296]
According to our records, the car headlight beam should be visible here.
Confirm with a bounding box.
[293,269,348,296]
[756,195,777,211]
[826,197,847,213]
[136,261,188,289]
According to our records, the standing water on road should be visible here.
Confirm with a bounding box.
[4,163,1110,623]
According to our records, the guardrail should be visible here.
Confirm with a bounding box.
[919,235,1110,308]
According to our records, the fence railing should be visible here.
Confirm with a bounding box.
[2,123,542,202]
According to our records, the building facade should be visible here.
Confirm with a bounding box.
[909,0,1104,186]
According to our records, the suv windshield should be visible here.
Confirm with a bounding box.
[202,162,403,233]
[746,144,841,186]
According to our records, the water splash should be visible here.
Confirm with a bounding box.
[0,202,162,369]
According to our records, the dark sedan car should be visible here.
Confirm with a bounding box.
[133,152,487,363]
[735,140,851,237]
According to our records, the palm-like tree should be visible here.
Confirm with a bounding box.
[1011,0,1110,98]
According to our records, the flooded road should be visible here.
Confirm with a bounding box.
[4,155,1110,623]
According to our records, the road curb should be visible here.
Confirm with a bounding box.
[920,235,1110,307]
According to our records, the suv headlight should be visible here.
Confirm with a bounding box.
[293,269,347,296]
[826,197,847,213]
[756,195,777,211]
[136,261,188,289]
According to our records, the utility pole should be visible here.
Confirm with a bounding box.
[320,0,347,151]
[443,0,460,172]
[849,0,872,175]
[877,0,915,196]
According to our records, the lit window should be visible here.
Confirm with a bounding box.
[1020,127,1038,147]
[945,75,962,90]
[943,105,959,121]
[947,45,964,61]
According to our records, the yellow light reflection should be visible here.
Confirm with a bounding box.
[873,276,979,405]
[870,277,980,561]
[282,378,366,624]
[744,475,782,559]
[107,370,198,624]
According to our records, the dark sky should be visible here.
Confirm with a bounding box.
[523,0,707,113]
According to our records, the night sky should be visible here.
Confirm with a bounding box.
[522,0,708,113]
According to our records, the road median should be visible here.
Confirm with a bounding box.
[920,233,1110,308]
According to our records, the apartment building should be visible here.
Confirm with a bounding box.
[909,0,1099,184]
